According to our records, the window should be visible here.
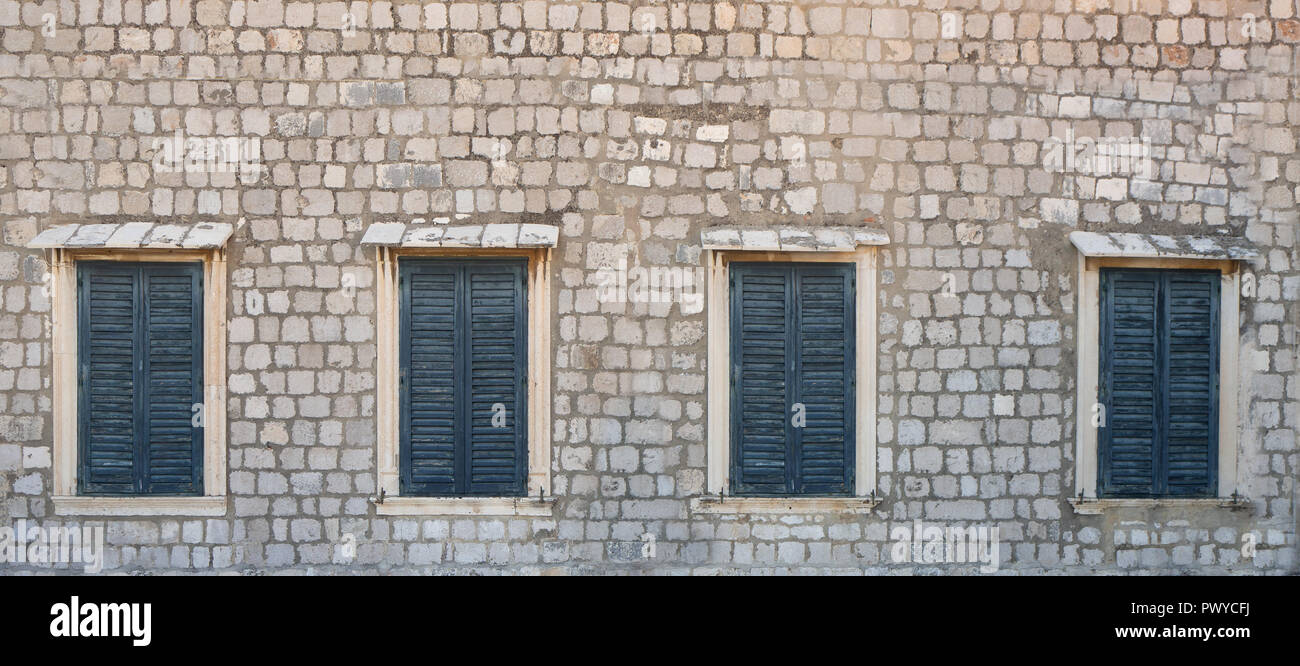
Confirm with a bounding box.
[1098,268,1219,497]
[1069,231,1251,512]
[30,221,232,516]
[696,226,887,514]
[399,259,528,497]
[77,262,204,495]
[730,263,855,496]
[363,221,557,516]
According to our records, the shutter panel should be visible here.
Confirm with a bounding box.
[1099,269,1218,497]
[1163,272,1218,496]
[730,263,855,496]
[79,264,139,494]
[141,265,203,494]
[402,266,459,495]
[465,264,527,495]
[78,262,203,495]
[795,267,855,495]
[401,260,528,496]
[730,266,791,495]
[1100,270,1161,496]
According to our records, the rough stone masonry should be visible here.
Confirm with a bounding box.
[0,0,1297,574]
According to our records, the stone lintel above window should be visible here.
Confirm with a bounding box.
[1069,231,1258,261]
[360,221,558,248]
[28,222,234,250]
[700,226,890,252]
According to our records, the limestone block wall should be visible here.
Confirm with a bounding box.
[0,0,1296,573]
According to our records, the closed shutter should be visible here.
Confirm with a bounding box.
[79,264,138,494]
[402,267,458,494]
[1163,272,1218,496]
[78,262,203,495]
[141,266,204,494]
[796,268,855,494]
[730,263,855,496]
[465,266,527,494]
[730,266,791,494]
[400,260,527,496]
[1099,269,1218,497]
[1099,270,1160,495]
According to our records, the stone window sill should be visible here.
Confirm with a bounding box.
[373,496,555,516]
[689,496,880,515]
[53,496,228,517]
[1069,497,1251,515]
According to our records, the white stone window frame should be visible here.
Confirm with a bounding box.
[1069,232,1254,515]
[33,224,232,517]
[693,228,888,515]
[369,224,555,517]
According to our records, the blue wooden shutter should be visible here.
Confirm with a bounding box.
[730,265,791,494]
[140,265,204,494]
[401,265,459,495]
[730,263,855,496]
[464,264,527,494]
[401,260,527,496]
[78,262,202,495]
[795,267,855,494]
[1163,271,1218,496]
[1099,269,1218,497]
[78,264,139,494]
[1099,270,1160,495]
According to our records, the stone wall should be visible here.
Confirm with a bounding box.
[0,0,1297,574]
